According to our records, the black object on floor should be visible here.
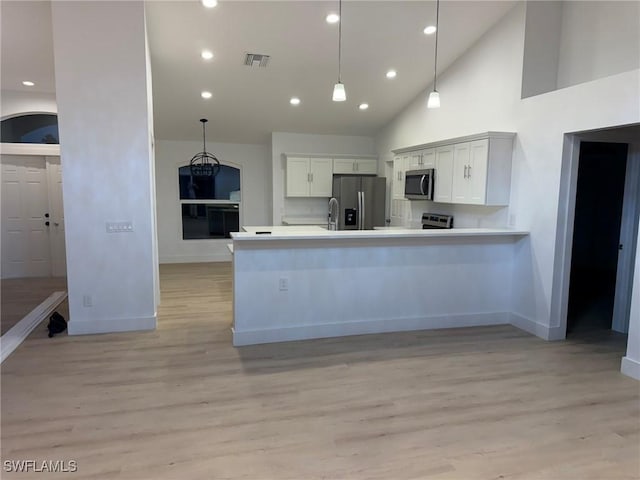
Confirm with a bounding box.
[47,312,67,338]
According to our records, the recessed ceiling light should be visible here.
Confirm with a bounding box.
[424,25,437,35]
[290,97,301,106]
[22,81,35,86]
[386,70,397,79]
[326,13,340,24]
[202,0,218,8]
[201,91,212,99]
[359,103,369,110]
[201,50,214,60]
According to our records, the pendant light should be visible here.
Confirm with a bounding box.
[332,0,346,102]
[190,119,221,177]
[427,0,441,109]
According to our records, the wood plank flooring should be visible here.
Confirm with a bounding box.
[1,277,67,335]
[1,263,638,479]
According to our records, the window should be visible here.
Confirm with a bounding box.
[178,164,240,239]
[1,114,59,144]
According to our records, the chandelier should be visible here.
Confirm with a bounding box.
[190,118,220,177]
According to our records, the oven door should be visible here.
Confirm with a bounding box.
[405,169,434,200]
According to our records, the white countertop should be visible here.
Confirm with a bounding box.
[233,226,528,241]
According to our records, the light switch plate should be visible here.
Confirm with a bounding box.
[106,221,134,233]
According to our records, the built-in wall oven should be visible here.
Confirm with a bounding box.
[404,169,434,200]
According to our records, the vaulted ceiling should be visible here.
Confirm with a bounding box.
[1,1,516,144]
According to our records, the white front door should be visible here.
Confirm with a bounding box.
[1,155,52,278]
[46,156,67,277]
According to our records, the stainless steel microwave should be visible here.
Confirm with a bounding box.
[404,169,434,200]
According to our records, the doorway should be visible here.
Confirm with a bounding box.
[1,155,66,278]
[566,142,628,335]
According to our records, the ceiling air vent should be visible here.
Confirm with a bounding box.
[244,53,270,68]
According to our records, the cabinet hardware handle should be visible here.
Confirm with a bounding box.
[464,166,468,178]
[468,165,471,178]
[310,173,314,182]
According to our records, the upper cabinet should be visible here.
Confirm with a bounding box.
[393,132,515,206]
[286,156,333,197]
[333,157,377,175]
[285,154,378,198]
[407,149,435,170]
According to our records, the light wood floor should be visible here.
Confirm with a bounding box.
[1,263,638,479]
[1,276,68,335]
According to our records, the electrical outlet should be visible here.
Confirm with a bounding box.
[83,294,93,307]
[279,278,289,291]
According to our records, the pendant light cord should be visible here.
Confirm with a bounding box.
[433,0,439,91]
[201,118,207,152]
[338,0,342,83]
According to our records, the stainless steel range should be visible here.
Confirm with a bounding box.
[422,213,454,229]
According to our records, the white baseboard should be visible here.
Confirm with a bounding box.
[159,253,231,264]
[508,313,564,340]
[1,291,67,363]
[68,314,156,335]
[621,356,640,381]
[232,312,511,346]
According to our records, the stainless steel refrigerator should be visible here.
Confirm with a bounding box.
[332,176,386,230]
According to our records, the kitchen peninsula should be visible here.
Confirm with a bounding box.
[230,227,528,346]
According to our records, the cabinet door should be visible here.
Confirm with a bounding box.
[286,157,310,197]
[392,156,404,199]
[309,158,333,197]
[434,146,454,203]
[407,152,422,170]
[468,139,489,204]
[452,142,470,203]
[390,198,408,225]
[356,158,377,175]
[333,158,356,174]
[421,148,436,168]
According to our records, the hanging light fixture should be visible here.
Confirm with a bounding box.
[427,0,441,109]
[190,119,221,177]
[332,0,346,102]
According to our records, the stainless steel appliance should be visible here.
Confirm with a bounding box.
[332,176,386,230]
[422,213,454,229]
[405,168,434,200]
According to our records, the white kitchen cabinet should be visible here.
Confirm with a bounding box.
[392,155,409,200]
[434,145,454,203]
[333,157,377,175]
[406,149,435,170]
[448,138,509,205]
[286,156,333,197]
[451,142,471,203]
[395,133,514,206]
[421,148,436,168]
[390,198,409,225]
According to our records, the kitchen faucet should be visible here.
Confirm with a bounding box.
[328,197,339,231]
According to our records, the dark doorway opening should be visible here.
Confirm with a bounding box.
[567,142,628,335]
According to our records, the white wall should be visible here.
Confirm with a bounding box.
[0,91,57,119]
[271,132,376,224]
[375,1,640,348]
[52,1,158,334]
[377,3,525,229]
[155,139,270,263]
[557,1,640,89]
[622,229,640,380]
